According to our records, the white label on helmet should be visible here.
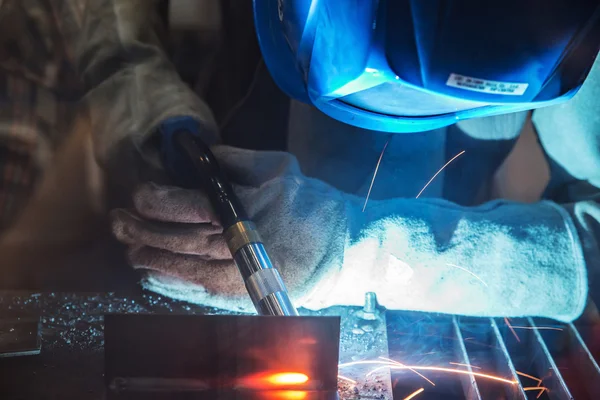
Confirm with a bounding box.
[446,73,529,96]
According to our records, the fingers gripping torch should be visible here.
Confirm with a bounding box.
[160,117,298,316]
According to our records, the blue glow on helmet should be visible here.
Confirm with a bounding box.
[254,0,600,133]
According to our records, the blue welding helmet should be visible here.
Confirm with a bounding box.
[253,0,600,132]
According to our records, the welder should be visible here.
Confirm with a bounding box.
[4,1,600,322]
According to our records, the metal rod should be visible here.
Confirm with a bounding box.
[568,322,600,397]
[489,318,527,400]
[452,317,482,400]
[527,318,573,400]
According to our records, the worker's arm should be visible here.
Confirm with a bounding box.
[112,146,587,322]
[75,0,218,188]
[308,55,600,322]
[113,56,600,321]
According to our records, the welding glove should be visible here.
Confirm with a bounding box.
[112,145,587,321]
[111,146,349,312]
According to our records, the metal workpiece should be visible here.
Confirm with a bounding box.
[5,292,600,399]
[0,317,41,358]
[233,243,298,316]
[313,294,393,400]
[103,315,340,399]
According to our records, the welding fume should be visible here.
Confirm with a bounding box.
[2,0,600,322]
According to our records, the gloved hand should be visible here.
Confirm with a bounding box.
[111,145,587,321]
[111,146,350,312]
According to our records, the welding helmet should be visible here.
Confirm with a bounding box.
[253,0,600,132]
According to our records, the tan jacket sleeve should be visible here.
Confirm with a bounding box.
[76,0,219,183]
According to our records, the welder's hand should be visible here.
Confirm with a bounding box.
[111,146,349,312]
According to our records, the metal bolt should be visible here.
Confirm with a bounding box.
[355,292,378,321]
[363,292,378,313]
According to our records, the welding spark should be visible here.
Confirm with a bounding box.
[504,317,521,343]
[386,366,516,385]
[339,361,516,385]
[337,374,357,385]
[446,263,488,287]
[449,362,481,370]
[515,371,543,387]
[363,137,391,212]
[372,358,435,387]
[524,386,548,398]
[403,387,425,400]
[416,150,466,198]
[511,326,564,331]
[339,360,394,368]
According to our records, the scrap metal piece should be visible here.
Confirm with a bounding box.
[104,315,339,399]
[0,317,41,357]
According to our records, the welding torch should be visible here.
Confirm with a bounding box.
[160,118,298,316]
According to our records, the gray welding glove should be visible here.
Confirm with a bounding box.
[112,145,587,321]
[111,146,349,312]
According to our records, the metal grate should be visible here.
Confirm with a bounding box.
[383,311,600,400]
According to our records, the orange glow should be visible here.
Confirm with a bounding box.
[516,371,543,386]
[524,386,547,398]
[236,372,310,390]
[263,390,308,400]
[266,373,309,386]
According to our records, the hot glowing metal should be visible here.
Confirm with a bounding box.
[266,373,309,386]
